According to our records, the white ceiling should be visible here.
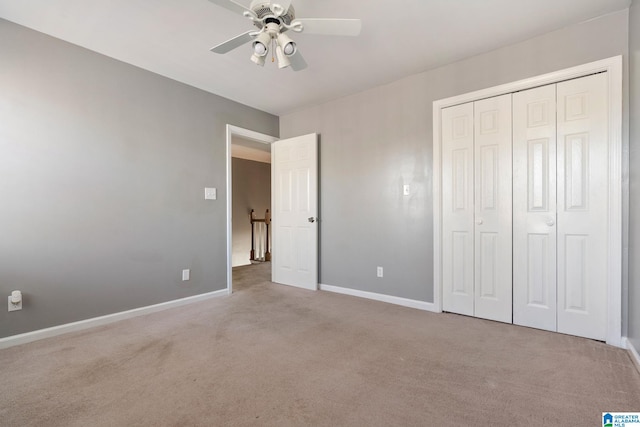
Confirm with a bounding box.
[0,0,630,115]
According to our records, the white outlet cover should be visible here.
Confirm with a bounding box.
[204,187,217,200]
[377,267,384,278]
[8,296,22,312]
[182,269,190,281]
[403,185,410,196]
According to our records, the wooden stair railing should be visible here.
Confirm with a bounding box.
[250,209,271,262]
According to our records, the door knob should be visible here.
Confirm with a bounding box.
[308,217,317,223]
[546,218,555,227]
[475,218,483,225]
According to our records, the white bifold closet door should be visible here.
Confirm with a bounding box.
[512,84,558,331]
[513,73,608,341]
[442,102,474,317]
[442,94,512,323]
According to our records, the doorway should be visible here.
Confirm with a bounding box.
[226,125,277,294]
[226,126,320,293]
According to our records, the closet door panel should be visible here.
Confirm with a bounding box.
[513,85,557,332]
[556,73,608,341]
[473,94,512,323]
[442,102,474,316]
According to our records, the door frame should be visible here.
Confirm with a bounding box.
[226,124,278,294]
[432,56,623,347]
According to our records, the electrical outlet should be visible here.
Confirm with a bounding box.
[182,269,190,281]
[8,296,22,312]
[377,266,383,278]
[204,188,217,200]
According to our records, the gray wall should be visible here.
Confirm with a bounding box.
[628,0,640,350]
[232,158,271,267]
[0,19,278,338]
[280,10,629,303]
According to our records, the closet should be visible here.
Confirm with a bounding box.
[441,72,608,341]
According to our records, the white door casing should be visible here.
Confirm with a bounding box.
[272,133,318,290]
[513,84,558,332]
[556,73,608,341]
[473,94,513,323]
[442,102,475,316]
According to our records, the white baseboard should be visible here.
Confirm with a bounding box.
[623,337,640,373]
[320,284,439,313]
[0,289,229,350]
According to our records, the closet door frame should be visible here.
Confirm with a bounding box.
[432,56,623,347]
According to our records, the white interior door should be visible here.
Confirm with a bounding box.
[473,94,512,323]
[556,73,608,341]
[442,102,475,316]
[272,133,318,290]
[513,84,558,332]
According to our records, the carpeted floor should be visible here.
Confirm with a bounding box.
[1,263,639,426]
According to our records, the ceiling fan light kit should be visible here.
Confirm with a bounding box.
[252,30,271,56]
[250,52,266,66]
[208,0,362,71]
[275,45,291,68]
[277,32,296,56]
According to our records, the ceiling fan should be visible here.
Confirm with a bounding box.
[208,0,362,71]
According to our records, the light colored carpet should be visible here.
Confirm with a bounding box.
[1,262,639,426]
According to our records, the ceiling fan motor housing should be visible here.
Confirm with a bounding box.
[250,1,295,25]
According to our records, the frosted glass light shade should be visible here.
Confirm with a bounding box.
[254,42,267,56]
[283,43,295,56]
[277,32,296,57]
[252,31,271,57]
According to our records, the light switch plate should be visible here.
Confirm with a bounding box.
[204,188,217,200]
[182,269,190,281]
[403,185,410,196]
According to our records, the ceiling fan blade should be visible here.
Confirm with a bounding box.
[289,50,307,71]
[293,19,362,36]
[208,0,257,18]
[210,31,255,54]
[269,0,292,17]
